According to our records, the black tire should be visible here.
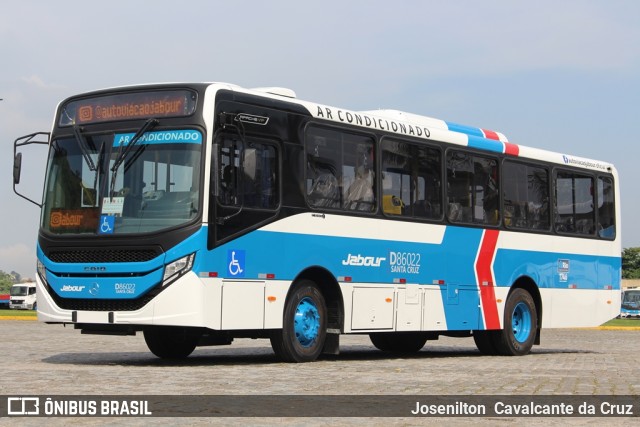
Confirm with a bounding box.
[270,280,327,363]
[473,330,500,355]
[143,326,201,359]
[493,288,537,356]
[369,332,427,353]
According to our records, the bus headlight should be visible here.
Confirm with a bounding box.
[162,253,195,286]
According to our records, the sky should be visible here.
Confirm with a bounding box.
[1,0,639,278]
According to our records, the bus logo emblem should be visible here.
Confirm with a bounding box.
[342,253,386,267]
[236,113,269,125]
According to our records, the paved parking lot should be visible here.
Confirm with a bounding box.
[0,319,639,425]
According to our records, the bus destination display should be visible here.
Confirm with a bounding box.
[59,90,197,126]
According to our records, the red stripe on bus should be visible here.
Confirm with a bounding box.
[504,142,520,156]
[475,229,501,329]
[482,129,500,140]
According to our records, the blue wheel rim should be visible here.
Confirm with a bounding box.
[294,297,320,348]
[512,301,532,343]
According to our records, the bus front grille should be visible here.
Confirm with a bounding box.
[47,248,161,264]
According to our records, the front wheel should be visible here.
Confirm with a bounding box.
[270,280,327,362]
[493,288,537,356]
[144,326,201,359]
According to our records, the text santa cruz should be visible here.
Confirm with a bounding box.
[314,106,431,139]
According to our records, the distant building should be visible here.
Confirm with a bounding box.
[622,279,640,289]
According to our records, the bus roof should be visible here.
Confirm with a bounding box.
[232,83,615,175]
[60,81,617,175]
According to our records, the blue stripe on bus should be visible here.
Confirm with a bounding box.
[466,135,505,153]
[197,226,620,292]
[200,225,618,330]
[445,121,485,138]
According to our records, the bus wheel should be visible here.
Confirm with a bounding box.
[473,330,499,355]
[270,280,327,363]
[144,326,201,359]
[494,288,537,356]
[369,332,427,353]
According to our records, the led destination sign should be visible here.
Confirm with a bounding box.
[59,90,197,126]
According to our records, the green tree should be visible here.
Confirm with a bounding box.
[0,270,13,294]
[622,247,640,279]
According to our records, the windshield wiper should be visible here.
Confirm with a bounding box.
[72,125,97,171]
[109,118,158,197]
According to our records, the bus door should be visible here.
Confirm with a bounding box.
[211,128,280,245]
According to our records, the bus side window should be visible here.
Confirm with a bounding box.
[446,151,499,225]
[503,161,550,231]
[307,166,340,208]
[345,166,374,211]
[221,164,238,205]
[305,126,375,212]
[555,171,595,235]
[597,176,616,239]
[447,151,470,222]
[381,139,441,219]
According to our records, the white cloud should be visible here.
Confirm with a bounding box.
[20,75,66,91]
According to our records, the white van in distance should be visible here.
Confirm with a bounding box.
[9,283,37,310]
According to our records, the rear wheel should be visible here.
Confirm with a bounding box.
[270,280,327,362]
[493,288,537,356]
[144,326,201,359]
[369,332,427,353]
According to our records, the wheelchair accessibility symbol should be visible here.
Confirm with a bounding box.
[98,215,115,234]
[227,250,246,277]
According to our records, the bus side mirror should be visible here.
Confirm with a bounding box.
[13,132,50,208]
[13,152,22,185]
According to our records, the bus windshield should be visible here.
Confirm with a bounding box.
[41,128,202,235]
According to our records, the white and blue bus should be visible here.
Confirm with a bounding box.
[13,82,621,362]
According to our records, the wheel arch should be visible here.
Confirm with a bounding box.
[291,266,344,332]
[507,275,542,345]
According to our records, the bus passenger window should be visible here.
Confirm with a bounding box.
[305,126,375,212]
[381,139,441,219]
[345,166,374,211]
[554,171,595,235]
[597,176,615,239]
[503,161,550,231]
[446,151,498,225]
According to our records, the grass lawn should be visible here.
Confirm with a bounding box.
[0,308,36,317]
[601,317,640,327]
